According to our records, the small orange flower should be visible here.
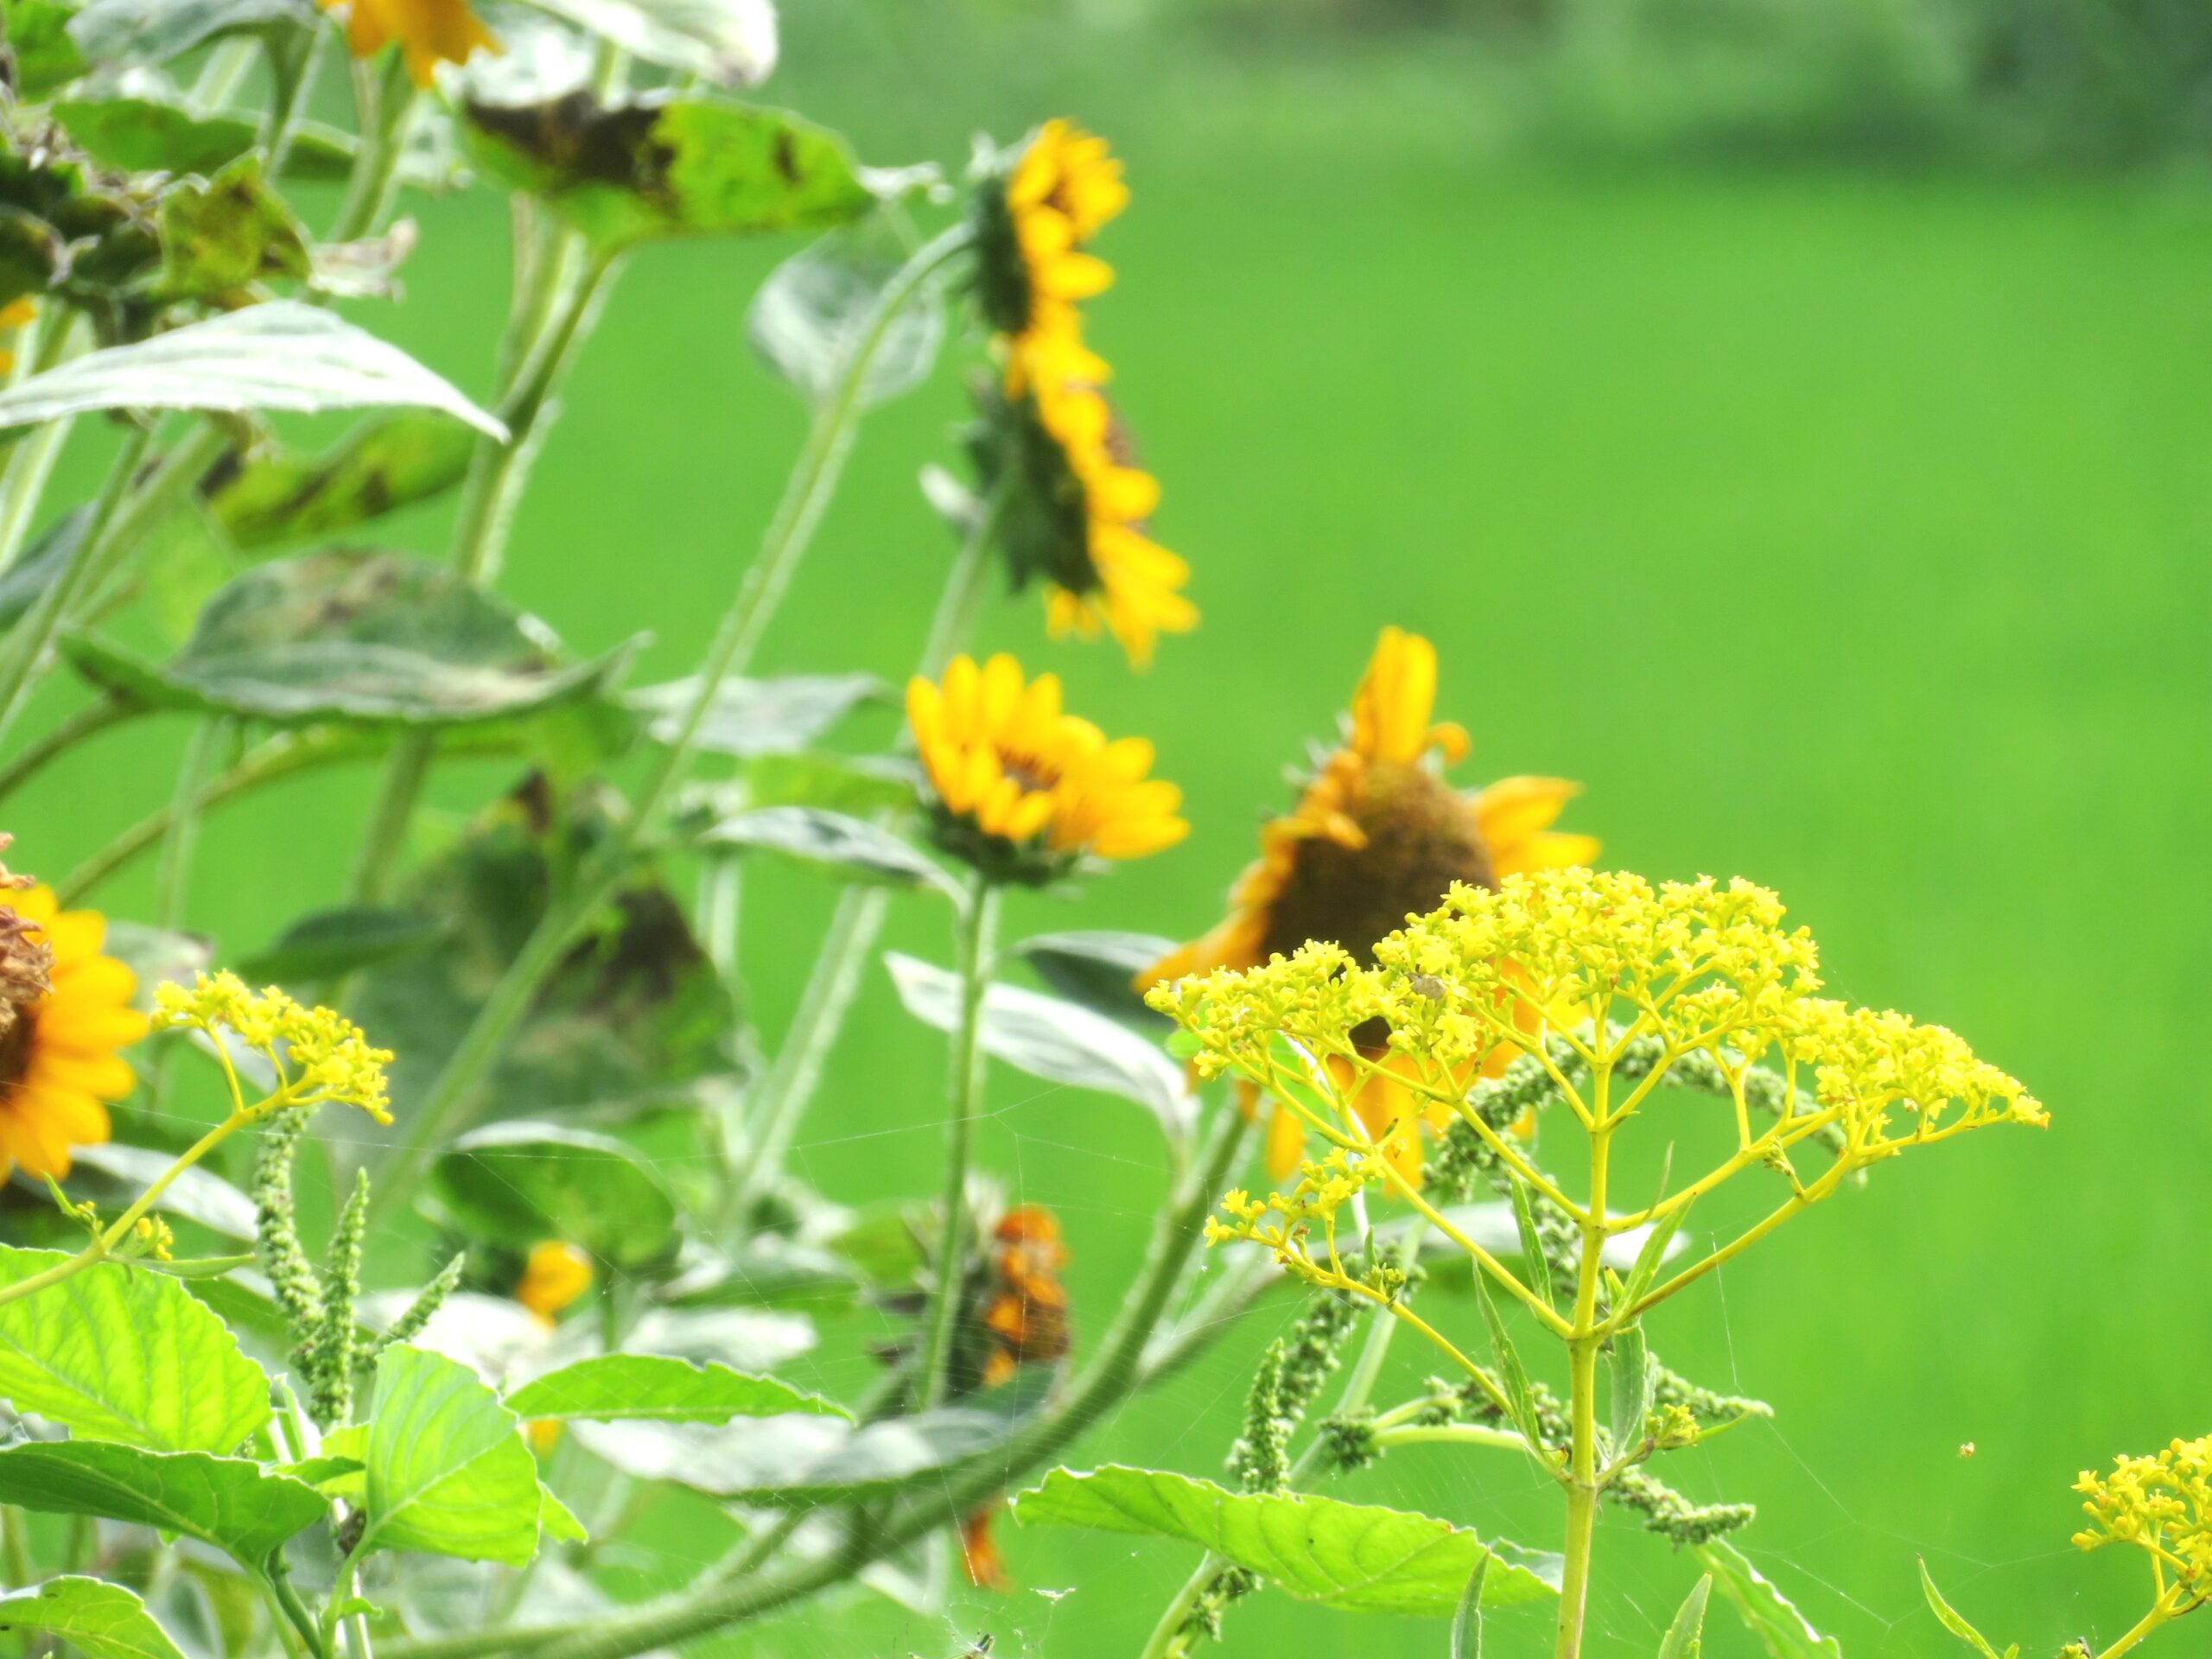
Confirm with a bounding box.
[322,0,498,86]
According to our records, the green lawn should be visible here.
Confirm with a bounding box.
[11,23,2209,1659]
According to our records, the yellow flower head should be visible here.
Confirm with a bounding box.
[974,119,1128,348]
[321,0,499,86]
[153,971,393,1122]
[906,652,1186,882]
[515,1240,594,1325]
[1145,626,1595,1179]
[0,887,147,1181]
[2073,1436,2212,1592]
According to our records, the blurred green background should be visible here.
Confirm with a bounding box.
[11,0,2212,1654]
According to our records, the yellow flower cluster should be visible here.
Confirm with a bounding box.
[2075,1437,2212,1590]
[1203,1147,1387,1270]
[153,972,393,1123]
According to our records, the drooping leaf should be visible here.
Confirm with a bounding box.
[64,549,629,727]
[1011,931,1177,1029]
[0,1443,324,1565]
[1609,1321,1652,1459]
[1449,1556,1488,1659]
[1471,1273,1551,1473]
[67,0,319,67]
[505,1355,845,1424]
[515,0,776,86]
[1013,1467,1561,1616]
[200,412,477,550]
[748,217,944,409]
[0,1248,270,1453]
[0,302,506,435]
[233,906,449,984]
[702,807,958,898]
[462,92,878,256]
[1660,1575,1715,1659]
[627,672,883,757]
[0,1576,189,1659]
[360,1346,546,1567]
[1695,1540,1843,1659]
[1917,1559,2001,1659]
[886,953,1196,1147]
[426,1122,681,1269]
[67,1144,257,1240]
[53,96,353,182]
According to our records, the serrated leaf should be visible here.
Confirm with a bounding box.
[463,92,877,256]
[0,1443,324,1565]
[360,1346,545,1567]
[1013,1467,1560,1616]
[702,807,957,898]
[1917,1559,2000,1658]
[233,906,448,984]
[1660,1574,1714,1658]
[885,953,1196,1147]
[0,1248,270,1452]
[505,1355,845,1423]
[0,303,505,435]
[628,672,883,757]
[64,550,626,728]
[516,0,774,86]
[1012,931,1175,1029]
[67,1145,257,1240]
[67,0,319,66]
[747,218,944,409]
[1471,1273,1549,1472]
[0,1575,189,1659]
[202,411,476,551]
[54,96,353,182]
[1695,1540,1842,1659]
[426,1123,679,1269]
[1609,1322,1652,1459]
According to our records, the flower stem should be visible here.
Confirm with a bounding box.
[155,717,230,930]
[0,307,85,575]
[2097,1599,2175,1659]
[916,877,1001,1409]
[1555,1113,1613,1659]
[328,54,415,245]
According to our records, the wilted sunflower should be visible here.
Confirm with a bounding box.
[1147,626,1596,1180]
[321,0,499,86]
[906,652,1186,883]
[0,887,147,1181]
[957,1205,1073,1591]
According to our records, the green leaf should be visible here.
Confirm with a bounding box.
[1013,1467,1560,1616]
[0,1443,324,1565]
[156,157,311,303]
[0,1248,270,1453]
[1471,1273,1550,1472]
[1012,931,1176,1029]
[64,549,628,727]
[0,1575,189,1659]
[426,1122,680,1269]
[658,1236,862,1312]
[538,1485,587,1543]
[628,672,884,757]
[67,0,318,67]
[748,218,944,409]
[733,751,918,817]
[517,0,776,87]
[233,906,449,984]
[201,412,478,550]
[1507,1173,1555,1312]
[505,1355,846,1423]
[1660,1575,1714,1659]
[1620,1198,1693,1313]
[6,0,90,97]
[1695,1541,1842,1659]
[1450,1556,1488,1659]
[0,303,505,435]
[885,953,1196,1147]
[54,96,353,182]
[66,1145,257,1240]
[361,1346,545,1567]
[1917,1559,2000,1658]
[702,807,957,897]
[1608,1321,1652,1459]
[464,93,880,256]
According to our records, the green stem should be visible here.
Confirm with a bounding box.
[1371,1423,1528,1452]
[1555,1120,1612,1659]
[263,1561,329,1659]
[261,29,328,179]
[74,423,234,624]
[370,223,975,1217]
[0,696,135,808]
[2098,1599,2176,1659]
[916,878,1000,1409]
[0,308,85,575]
[328,54,414,245]
[1,1507,30,1587]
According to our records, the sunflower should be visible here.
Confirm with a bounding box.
[322,0,499,86]
[1147,627,1597,1181]
[957,1205,1073,1592]
[0,300,35,378]
[906,652,1187,883]
[0,887,146,1182]
[972,119,1128,351]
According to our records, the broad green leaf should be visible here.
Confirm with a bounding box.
[0,1575,189,1659]
[628,672,883,757]
[702,808,958,898]
[1450,1556,1488,1659]
[64,549,627,727]
[747,218,944,409]
[7,0,90,96]
[0,1248,270,1452]
[1472,1274,1550,1473]
[463,93,877,256]
[1917,1559,2000,1658]
[1695,1541,1843,1659]
[1609,1322,1652,1459]
[54,96,353,182]
[1012,931,1176,1029]
[426,1123,680,1269]
[233,906,449,984]
[516,0,775,86]
[1013,1467,1560,1615]
[67,1144,257,1240]
[538,1485,587,1542]
[67,0,318,66]
[361,1346,545,1567]
[885,954,1196,1147]
[201,412,477,550]
[505,1356,846,1423]
[0,303,505,436]
[0,1443,324,1565]
[0,509,86,630]
[156,158,310,304]
[1660,1575,1714,1659]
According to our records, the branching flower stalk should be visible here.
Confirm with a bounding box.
[1152,868,2044,1659]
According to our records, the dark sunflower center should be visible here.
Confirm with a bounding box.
[0,1010,35,1091]
[1259,761,1496,966]
[996,748,1060,797]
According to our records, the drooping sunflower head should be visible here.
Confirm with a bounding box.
[906,652,1186,884]
[0,887,147,1182]
[970,118,1128,345]
[969,353,1196,669]
[321,0,499,86]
